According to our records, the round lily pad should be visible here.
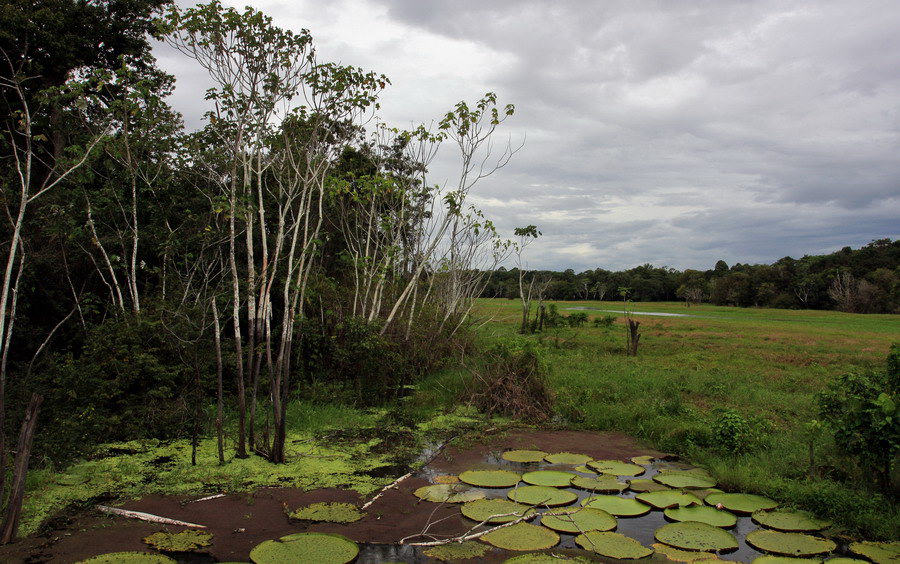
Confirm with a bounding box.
[664,505,737,528]
[587,460,646,476]
[461,499,536,524]
[459,469,522,488]
[653,543,721,562]
[632,455,655,465]
[752,558,822,564]
[423,541,491,560]
[705,493,778,514]
[544,452,593,465]
[575,531,653,559]
[78,554,176,564]
[655,522,739,552]
[503,450,549,463]
[571,474,628,493]
[481,522,560,551]
[414,484,485,503]
[654,471,717,489]
[581,495,651,517]
[848,542,900,564]
[629,478,671,493]
[250,533,358,564]
[636,490,702,510]
[826,559,869,564]
[540,507,617,533]
[522,470,577,487]
[574,464,596,474]
[433,475,459,484]
[143,530,213,552]
[504,555,593,564]
[752,509,830,532]
[688,488,724,501]
[289,502,363,523]
[745,530,836,557]
[508,485,578,507]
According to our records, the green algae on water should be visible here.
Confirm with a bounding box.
[78,553,177,564]
[423,541,491,560]
[143,530,213,552]
[289,502,363,523]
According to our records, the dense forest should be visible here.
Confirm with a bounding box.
[483,239,899,313]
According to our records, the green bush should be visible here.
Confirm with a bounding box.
[592,315,617,329]
[711,408,764,454]
[566,312,589,327]
[467,339,554,422]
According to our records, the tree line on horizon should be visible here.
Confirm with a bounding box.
[483,238,899,314]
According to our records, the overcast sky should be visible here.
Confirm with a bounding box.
[155,0,900,271]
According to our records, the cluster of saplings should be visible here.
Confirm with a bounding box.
[482,239,899,313]
[0,0,525,539]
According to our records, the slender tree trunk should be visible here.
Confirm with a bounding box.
[626,318,641,356]
[1,394,42,544]
[212,300,224,464]
[228,172,247,458]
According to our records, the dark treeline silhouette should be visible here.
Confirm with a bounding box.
[482,239,899,313]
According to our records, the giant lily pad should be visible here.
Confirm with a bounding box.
[461,499,536,524]
[250,533,358,564]
[423,541,491,560]
[540,507,617,533]
[825,559,869,564]
[414,483,485,503]
[544,452,593,465]
[752,509,830,532]
[582,495,651,517]
[705,493,778,514]
[632,455,655,465]
[655,522,738,552]
[143,530,213,552]
[664,505,737,528]
[575,531,653,559]
[654,471,717,489]
[523,470,577,487]
[503,449,549,463]
[571,474,628,493]
[745,530,836,557]
[433,474,460,484]
[78,554,176,564]
[848,542,900,563]
[289,502,363,524]
[752,557,821,564]
[629,479,671,493]
[636,490,702,510]
[504,555,593,564]
[460,469,522,488]
[508,485,577,507]
[587,460,646,476]
[574,464,596,474]
[653,543,721,562]
[481,522,560,551]
[688,488,724,501]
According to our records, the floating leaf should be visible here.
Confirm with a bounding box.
[664,506,737,528]
[504,555,593,564]
[461,499,535,523]
[142,530,213,552]
[78,554,176,564]
[825,559,869,564]
[752,557,820,564]
[745,530,836,557]
[575,531,653,559]
[632,455,655,465]
[250,533,358,564]
[587,460,645,476]
[653,543,720,562]
[423,541,491,560]
[654,471,717,489]
[636,490,702,510]
[481,522,560,551]
[540,507,617,533]
[847,541,900,563]
[414,483,485,503]
[688,488,724,501]
[581,495,651,517]
[508,485,577,507]
[705,493,778,514]
[752,510,830,532]
[503,450,549,463]
[544,452,593,465]
[574,465,596,474]
[433,475,459,484]
[523,470,577,487]
[571,475,628,493]
[459,469,521,488]
[289,502,363,524]
[655,522,738,552]
[629,479,671,493]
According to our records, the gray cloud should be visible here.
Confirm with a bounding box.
[157,0,900,270]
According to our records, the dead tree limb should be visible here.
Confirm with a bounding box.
[95,505,206,528]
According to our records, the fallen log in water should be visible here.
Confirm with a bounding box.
[96,505,206,528]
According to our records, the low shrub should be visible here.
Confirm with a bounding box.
[466,340,554,422]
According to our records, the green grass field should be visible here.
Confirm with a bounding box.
[443,299,898,538]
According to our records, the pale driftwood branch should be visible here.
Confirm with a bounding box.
[187,493,226,504]
[402,510,534,546]
[96,505,206,528]
[361,471,413,510]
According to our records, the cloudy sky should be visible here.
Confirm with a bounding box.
[155,0,900,271]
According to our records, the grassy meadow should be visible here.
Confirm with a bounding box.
[432,299,897,538]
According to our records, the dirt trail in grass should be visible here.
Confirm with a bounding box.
[0,429,659,563]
